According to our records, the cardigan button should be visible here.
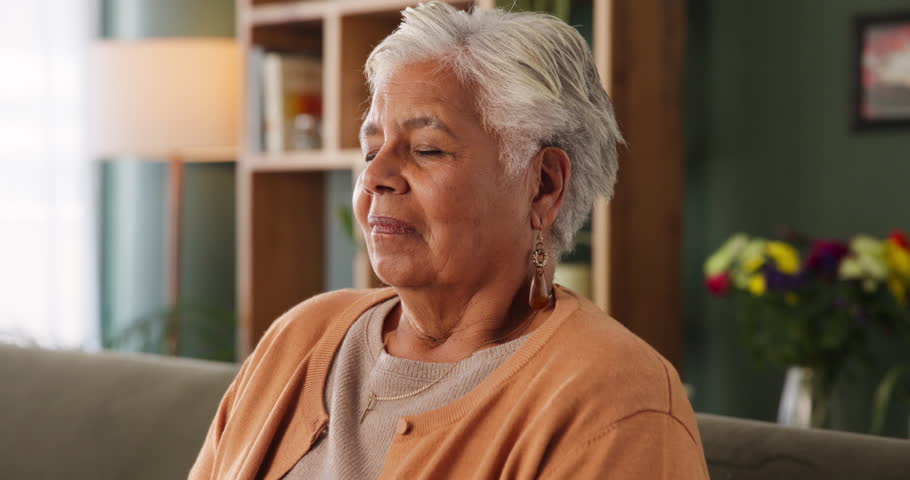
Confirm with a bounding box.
[396,419,411,435]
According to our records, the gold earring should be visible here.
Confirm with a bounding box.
[529,230,552,310]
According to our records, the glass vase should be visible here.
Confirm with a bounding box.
[777,366,833,428]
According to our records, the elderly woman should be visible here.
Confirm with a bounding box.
[191,2,707,479]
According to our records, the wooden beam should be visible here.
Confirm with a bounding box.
[607,0,686,369]
[591,0,613,313]
[241,172,326,357]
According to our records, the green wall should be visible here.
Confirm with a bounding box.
[101,0,235,39]
[99,162,167,348]
[325,171,357,291]
[99,0,237,359]
[684,0,910,436]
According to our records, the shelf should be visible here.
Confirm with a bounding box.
[335,0,475,16]
[251,18,322,53]
[248,0,480,27]
[243,149,361,172]
[249,2,325,26]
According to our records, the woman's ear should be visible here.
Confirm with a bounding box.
[530,146,570,231]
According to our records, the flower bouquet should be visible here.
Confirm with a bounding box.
[704,230,910,427]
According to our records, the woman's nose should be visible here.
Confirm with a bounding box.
[361,149,409,195]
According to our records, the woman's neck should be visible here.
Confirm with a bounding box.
[383,272,554,363]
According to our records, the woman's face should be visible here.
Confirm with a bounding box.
[354,60,534,290]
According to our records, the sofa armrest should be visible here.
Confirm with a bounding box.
[698,412,910,480]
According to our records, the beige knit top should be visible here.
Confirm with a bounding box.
[282,297,529,479]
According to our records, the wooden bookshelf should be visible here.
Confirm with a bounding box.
[235,0,685,370]
[242,149,361,172]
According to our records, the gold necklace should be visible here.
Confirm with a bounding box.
[359,305,540,424]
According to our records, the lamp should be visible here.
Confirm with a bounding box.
[88,38,241,355]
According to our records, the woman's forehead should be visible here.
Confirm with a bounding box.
[375,59,461,92]
[361,69,480,141]
[360,113,457,142]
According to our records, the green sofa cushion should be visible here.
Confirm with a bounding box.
[0,344,237,480]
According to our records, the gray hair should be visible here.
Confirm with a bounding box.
[365,1,623,256]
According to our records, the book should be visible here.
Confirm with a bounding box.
[247,46,265,152]
[262,52,323,152]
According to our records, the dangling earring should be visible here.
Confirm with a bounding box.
[529,230,552,309]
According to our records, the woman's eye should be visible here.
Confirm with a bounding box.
[364,151,378,162]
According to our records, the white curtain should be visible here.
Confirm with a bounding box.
[0,0,97,349]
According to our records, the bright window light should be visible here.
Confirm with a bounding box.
[0,0,96,349]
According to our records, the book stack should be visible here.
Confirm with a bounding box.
[249,49,323,153]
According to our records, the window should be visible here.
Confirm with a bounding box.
[0,0,96,348]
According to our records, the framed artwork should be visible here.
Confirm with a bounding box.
[852,12,910,130]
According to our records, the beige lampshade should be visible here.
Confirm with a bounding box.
[88,38,241,160]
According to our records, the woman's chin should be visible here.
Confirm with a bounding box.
[369,256,430,288]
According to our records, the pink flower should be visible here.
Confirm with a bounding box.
[806,240,849,273]
[706,273,731,296]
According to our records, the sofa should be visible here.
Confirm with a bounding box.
[2,343,908,479]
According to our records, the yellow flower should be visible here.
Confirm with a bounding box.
[743,256,765,273]
[853,235,884,257]
[766,241,801,274]
[885,240,910,279]
[839,257,862,279]
[733,239,767,289]
[749,274,767,296]
[859,254,889,280]
[841,235,888,281]
[888,276,907,305]
[739,239,767,265]
[704,233,749,276]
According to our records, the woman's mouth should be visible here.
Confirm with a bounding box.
[368,215,417,235]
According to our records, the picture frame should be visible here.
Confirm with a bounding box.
[852,11,910,130]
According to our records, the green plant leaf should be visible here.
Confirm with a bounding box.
[336,205,364,251]
[870,363,910,435]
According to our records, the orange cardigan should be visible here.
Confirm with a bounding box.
[190,287,708,479]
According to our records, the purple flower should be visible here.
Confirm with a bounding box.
[763,260,807,291]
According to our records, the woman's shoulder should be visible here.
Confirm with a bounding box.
[498,292,705,474]
[522,290,693,430]
[545,289,672,374]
